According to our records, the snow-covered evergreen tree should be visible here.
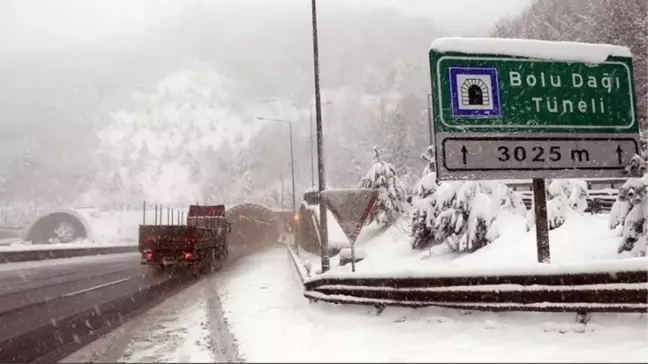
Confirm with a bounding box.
[433,181,498,253]
[410,146,439,249]
[609,181,636,232]
[358,146,407,227]
[610,177,648,256]
[525,179,589,231]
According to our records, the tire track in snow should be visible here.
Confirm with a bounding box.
[62,274,240,363]
[206,279,242,363]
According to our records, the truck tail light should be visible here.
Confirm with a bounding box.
[183,251,194,260]
[143,249,153,260]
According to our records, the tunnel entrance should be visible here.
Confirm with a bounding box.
[226,203,281,257]
[24,210,89,244]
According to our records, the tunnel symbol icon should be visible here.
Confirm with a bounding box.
[449,67,501,118]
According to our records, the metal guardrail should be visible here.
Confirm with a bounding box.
[506,178,629,191]
[286,245,647,313]
[0,245,139,263]
[519,190,619,213]
[0,226,25,231]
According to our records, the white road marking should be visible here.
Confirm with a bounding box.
[62,277,131,298]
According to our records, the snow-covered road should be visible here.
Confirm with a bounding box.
[62,274,239,363]
[63,246,647,363]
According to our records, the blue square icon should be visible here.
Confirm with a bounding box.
[448,67,501,118]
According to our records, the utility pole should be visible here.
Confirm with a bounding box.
[311,0,329,273]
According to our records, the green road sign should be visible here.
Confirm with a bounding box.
[429,38,641,180]
[431,55,638,133]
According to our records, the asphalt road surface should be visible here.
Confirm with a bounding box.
[0,253,178,362]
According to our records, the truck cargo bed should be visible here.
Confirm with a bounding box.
[138,225,224,251]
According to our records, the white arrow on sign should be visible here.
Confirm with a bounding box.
[321,188,378,272]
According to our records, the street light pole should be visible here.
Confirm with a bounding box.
[256,116,298,245]
[255,117,296,212]
[309,106,315,187]
[287,122,296,214]
[309,101,331,188]
[310,0,329,273]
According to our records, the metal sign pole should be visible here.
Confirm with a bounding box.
[311,0,329,273]
[532,179,551,263]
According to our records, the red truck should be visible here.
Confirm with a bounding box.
[139,204,231,275]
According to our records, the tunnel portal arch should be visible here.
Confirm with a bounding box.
[23,208,91,244]
[226,203,281,256]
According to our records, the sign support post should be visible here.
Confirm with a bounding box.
[532,178,550,263]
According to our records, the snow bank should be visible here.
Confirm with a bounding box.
[0,238,136,252]
[430,37,632,63]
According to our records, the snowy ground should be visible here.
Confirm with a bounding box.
[217,247,648,362]
[302,211,647,276]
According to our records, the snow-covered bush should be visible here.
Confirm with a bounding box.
[525,179,588,231]
[432,181,527,253]
[409,158,526,252]
[358,146,408,227]
[608,182,636,232]
[433,182,495,253]
[609,177,647,257]
[410,146,439,249]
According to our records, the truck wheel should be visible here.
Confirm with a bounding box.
[208,249,226,273]
[150,265,166,276]
[194,263,205,276]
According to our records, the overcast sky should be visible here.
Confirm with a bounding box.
[0,0,530,53]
